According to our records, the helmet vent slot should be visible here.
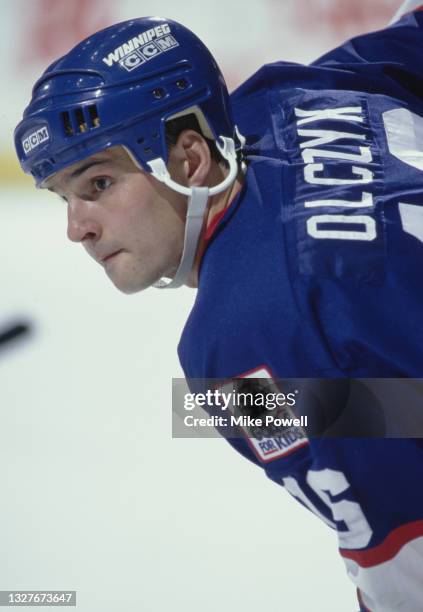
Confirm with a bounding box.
[88,105,100,128]
[62,111,74,136]
[75,108,88,133]
[62,106,100,137]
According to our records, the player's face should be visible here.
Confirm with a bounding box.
[44,146,187,293]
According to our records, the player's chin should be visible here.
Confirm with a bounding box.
[105,262,161,294]
[112,279,144,294]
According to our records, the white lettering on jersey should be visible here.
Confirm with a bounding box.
[304,192,373,208]
[302,146,373,185]
[295,105,376,242]
[295,106,364,125]
[304,164,373,185]
[307,214,376,241]
[298,129,365,149]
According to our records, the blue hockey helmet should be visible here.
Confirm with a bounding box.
[14,16,236,187]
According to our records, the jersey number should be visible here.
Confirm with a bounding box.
[383,107,423,244]
[283,468,373,549]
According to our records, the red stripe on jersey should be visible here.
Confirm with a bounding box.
[205,207,228,241]
[205,186,242,241]
[340,520,423,568]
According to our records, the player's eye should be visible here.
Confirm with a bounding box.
[92,177,112,192]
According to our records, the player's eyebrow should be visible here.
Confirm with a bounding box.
[68,159,109,180]
[46,158,110,192]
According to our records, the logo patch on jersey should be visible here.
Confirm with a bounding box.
[246,412,308,463]
[232,367,308,463]
[102,24,179,72]
[22,125,50,156]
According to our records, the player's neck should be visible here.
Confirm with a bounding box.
[186,171,245,288]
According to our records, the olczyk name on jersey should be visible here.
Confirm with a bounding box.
[295,104,377,243]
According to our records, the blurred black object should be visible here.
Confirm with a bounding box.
[0,322,31,352]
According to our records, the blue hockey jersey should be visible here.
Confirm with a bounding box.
[178,11,423,611]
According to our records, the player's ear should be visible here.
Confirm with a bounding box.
[167,129,212,187]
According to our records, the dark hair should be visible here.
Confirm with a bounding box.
[165,113,225,165]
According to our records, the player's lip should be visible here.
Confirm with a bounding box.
[99,249,124,264]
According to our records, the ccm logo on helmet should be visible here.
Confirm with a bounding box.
[102,23,179,72]
[22,126,50,156]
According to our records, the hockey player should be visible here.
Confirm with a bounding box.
[14,2,423,609]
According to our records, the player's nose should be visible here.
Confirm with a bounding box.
[67,197,101,243]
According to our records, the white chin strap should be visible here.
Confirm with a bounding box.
[147,135,239,289]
